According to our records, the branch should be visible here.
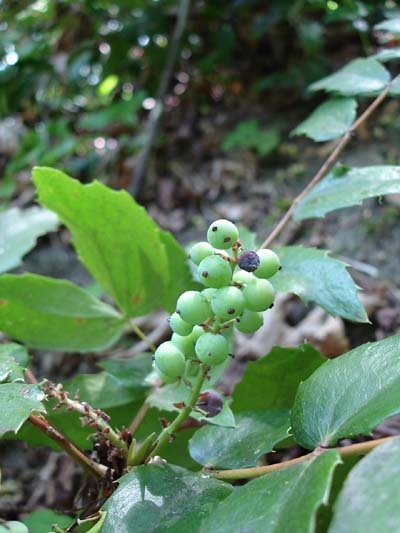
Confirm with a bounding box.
[210,434,400,481]
[129,320,157,353]
[260,74,400,250]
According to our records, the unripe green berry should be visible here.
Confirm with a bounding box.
[176,290,211,325]
[211,286,245,320]
[207,219,239,249]
[154,341,185,378]
[232,270,257,286]
[236,309,263,333]
[188,241,214,265]
[198,255,232,288]
[195,333,229,365]
[171,325,204,359]
[0,523,29,533]
[169,312,193,336]
[202,287,217,302]
[254,249,281,279]
[154,365,179,384]
[243,278,275,312]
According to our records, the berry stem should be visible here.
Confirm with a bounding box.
[147,364,209,459]
[129,320,157,353]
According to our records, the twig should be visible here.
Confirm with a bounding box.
[210,434,400,481]
[129,401,151,435]
[260,73,400,250]
[129,320,157,353]
[129,0,191,195]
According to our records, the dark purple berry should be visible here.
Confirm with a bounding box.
[197,390,223,417]
[238,250,260,272]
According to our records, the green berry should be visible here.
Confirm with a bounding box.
[189,241,214,265]
[211,286,245,320]
[202,287,218,302]
[236,310,263,333]
[0,524,29,533]
[154,341,185,378]
[155,365,179,384]
[207,219,239,249]
[243,278,275,312]
[254,249,281,279]
[232,270,257,286]
[171,325,204,358]
[169,312,193,336]
[176,290,211,325]
[195,333,229,365]
[198,255,232,288]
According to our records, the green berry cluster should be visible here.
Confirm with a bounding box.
[154,219,281,382]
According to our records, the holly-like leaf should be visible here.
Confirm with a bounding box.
[189,409,290,469]
[232,344,325,412]
[0,274,124,351]
[0,383,44,437]
[291,335,400,449]
[309,58,390,95]
[271,246,368,323]
[329,439,400,533]
[292,98,357,142]
[103,464,233,533]
[33,167,170,318]
[201,451,340,533]
[294,166,400,221]
[0,206,58,274]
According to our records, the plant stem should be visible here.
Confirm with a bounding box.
[210,434,400,481]
[148,364,208,459]
[260,73,400,250]
[28,414,108,479]
[129,320,157,353]
[129,401,151,435]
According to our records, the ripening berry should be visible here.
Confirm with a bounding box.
[197,389,224,417]
[198,255,232,288]
[154,342,185,378]
[188,241,214,265]
[232,270,257,286]
[195,333,229,365]
[171,325,204,359]
[207,219,239,249]
[238,250,260,272]
[235,309,263,333]
[169,312,193,336]
[211,286,245,320]
[176,290,211,325]
[243,278,275,312]
[254,249,281,279]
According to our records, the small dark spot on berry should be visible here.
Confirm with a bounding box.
[269,303,274,309]
[223,236,231,242]
[207,352,212,357]
[236,317,241,322]
[176,309,181,314]
[227,308,235,315]
[212,226,218,232]
[279,266,282,270]
[202,271,209,278]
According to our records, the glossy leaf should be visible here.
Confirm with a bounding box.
[0,274,124,351]
[329,439,400,533]
[294,166,400,221]
[23,509,72,533]
[232,344,325,412]
[309,58,390,95]
[189,409,290,469]
[0,383,44,436]
[373,47,400,62]
[292,98,357,142]
[201,451,340,533]
[103,464,233,533]
[375,18,400,33]
[0,206,58,274]
[271,246,368,323]
[291,335,400,449]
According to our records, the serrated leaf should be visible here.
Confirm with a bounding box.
[232,344,325,412]
[0,383,44,436]
[309,58,390,95]
[271,246,368,323]
[292,98,357,142]
[103,464,233,533]
[189,409,290,469]
[33,167,169,317]
[0,274,124,351]
[374,18,400,33]
[291,335,400,449]
[329,439,400,533]
[294,166,400,220]
[0,206,58,274]
[201,451,340,533]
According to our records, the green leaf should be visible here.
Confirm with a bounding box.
[0,383,44,436]
[0,273,124,351]
[294,166,400,221]
[0,343,30,367]
[329,439,400,533]
[76,511,107,532]
[271,246,368,323]
[291,335,400,449]
[309,58,390,95]
[189,409,290,469]
[77,94,145,131]
[374,18,400,33]
[0,206,58,274]
[292,98,357,142]
[32,167,169,317]
[103,464,233,533]
[232,344,325,412]
[373,47,400,62]
[0,354,24,383]
[201,451,340,533]
[222,119,280,156]
[22,509,72,533]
